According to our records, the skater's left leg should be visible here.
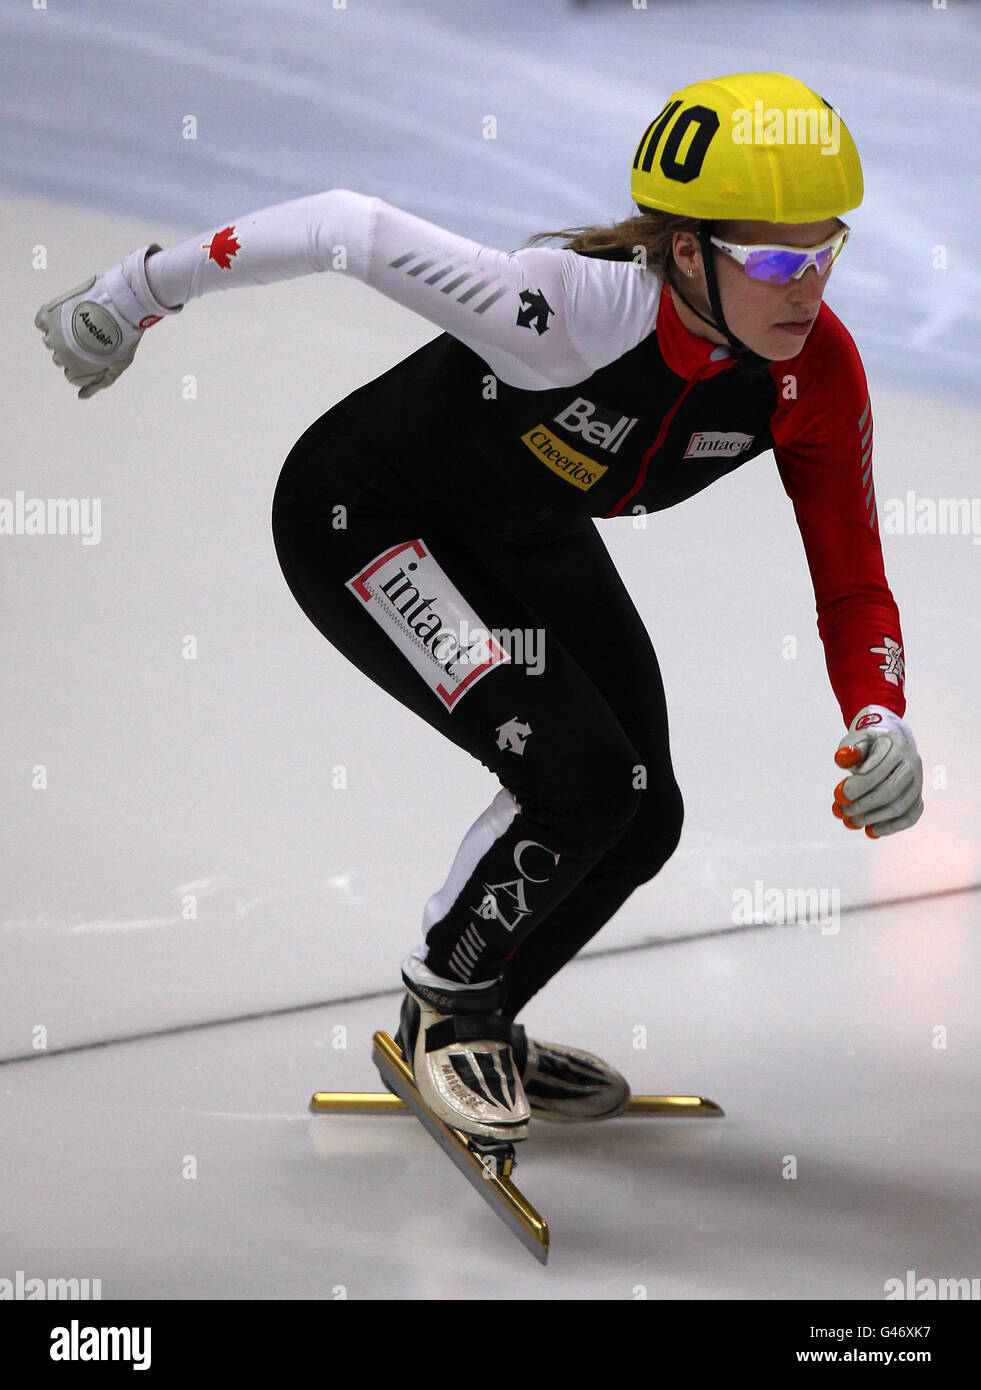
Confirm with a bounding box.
[465,512,685,1019]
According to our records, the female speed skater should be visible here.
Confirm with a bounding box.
[36,72,924,1146]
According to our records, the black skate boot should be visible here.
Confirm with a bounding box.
[393,992,629,1124]
[391,977,530,1142]
[508,1022,631,1122]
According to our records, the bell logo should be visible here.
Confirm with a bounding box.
[553,397,638,453]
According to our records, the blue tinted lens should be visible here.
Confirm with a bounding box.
[743,249,809,283]
[743,237,845,283]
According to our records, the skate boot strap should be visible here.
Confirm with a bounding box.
[401,971,504,1016]
[424,1013,516,1053]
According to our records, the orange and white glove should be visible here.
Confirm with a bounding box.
[833,705,923,838]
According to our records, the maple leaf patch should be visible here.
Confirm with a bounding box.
[203,226,241,270]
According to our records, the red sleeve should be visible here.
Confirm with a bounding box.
[770,305,906,726]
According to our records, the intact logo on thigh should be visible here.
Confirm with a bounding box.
[347,539,510,710]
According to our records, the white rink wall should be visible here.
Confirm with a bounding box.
[2,0,979,1058]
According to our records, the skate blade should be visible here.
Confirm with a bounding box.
[369,1031,549,1265]
[310,1091,724,1118]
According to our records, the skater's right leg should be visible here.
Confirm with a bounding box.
[271,491,645,962]
[272,472,645,1134]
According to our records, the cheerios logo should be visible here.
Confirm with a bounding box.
[521,426,607,491]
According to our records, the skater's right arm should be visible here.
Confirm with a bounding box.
[35,189,662,398]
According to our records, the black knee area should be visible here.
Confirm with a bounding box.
[516,732,644,858]
[610,778,684,886]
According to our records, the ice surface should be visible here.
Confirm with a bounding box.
[2,894,978,1298]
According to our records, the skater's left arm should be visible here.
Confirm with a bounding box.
[771,311,923,838]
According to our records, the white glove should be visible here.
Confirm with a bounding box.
[833,705,923,838]
[34,244,180,399]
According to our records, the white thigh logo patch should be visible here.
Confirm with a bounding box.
[347,539,510,710]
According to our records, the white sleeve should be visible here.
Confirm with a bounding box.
[141,189,661,390]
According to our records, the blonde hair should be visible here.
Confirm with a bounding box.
[525,209,707,275]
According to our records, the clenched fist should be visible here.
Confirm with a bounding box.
[34,244,180,399]
[833,705,923,838]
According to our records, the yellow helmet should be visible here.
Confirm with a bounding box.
[631,72,863,223]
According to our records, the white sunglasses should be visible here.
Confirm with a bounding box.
[708,223,850,283]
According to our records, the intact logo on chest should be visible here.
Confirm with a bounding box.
[683,430,755,459]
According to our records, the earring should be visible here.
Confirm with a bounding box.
[687,268,694,277]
